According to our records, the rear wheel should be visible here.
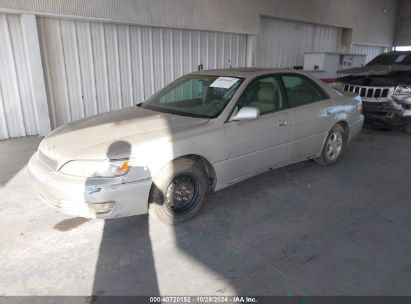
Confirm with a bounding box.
[314,124,346,166]
[149,158,209,225]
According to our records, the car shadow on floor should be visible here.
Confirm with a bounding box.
[89,161,321,297]
[91,216,160,297]
[89,141,160,298]
[90,129,411,297]
[88,141,314,297]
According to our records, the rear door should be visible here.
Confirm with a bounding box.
[280,74,335,160]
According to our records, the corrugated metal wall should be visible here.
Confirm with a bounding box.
[350,44,387,64]
[257,17,343,68]
[0,13,38,139]
[0,12,390,139]
[37,17,247,129]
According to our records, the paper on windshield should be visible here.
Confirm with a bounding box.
[210,77,239,89]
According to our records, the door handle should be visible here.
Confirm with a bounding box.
[278,120,288,127]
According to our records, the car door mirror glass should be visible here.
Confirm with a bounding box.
[230,106,260,121]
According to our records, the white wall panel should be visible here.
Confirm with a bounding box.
[257,17,342,68]
[37,17,247,128]
[350,44,386,64]
[0,13,38,139]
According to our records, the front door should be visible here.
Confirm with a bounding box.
[217,75,293,185]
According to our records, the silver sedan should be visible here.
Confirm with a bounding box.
[29,68,364,224]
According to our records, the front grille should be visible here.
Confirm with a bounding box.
[342,84,394,101]
[38,150,58,170]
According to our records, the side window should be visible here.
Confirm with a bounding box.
[237,76,285,115]
[281,75,326,107]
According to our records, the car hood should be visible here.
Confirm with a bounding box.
[338,64,411,76]
[39,106,209,161]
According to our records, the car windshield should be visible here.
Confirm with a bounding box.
[366,53,411,66]
[141,75,243,118]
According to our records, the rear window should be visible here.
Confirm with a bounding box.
[366,54,411,66]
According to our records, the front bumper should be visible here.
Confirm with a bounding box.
[363,100,411,128]
[336,83,411,128]
[28,152,152,219]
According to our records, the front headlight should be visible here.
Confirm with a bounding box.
[393,85,411,96]
[59,159,133,178]
[333,82,344,90]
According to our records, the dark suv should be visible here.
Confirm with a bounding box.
[334,51,411,133]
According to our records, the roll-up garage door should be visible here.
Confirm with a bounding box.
[0,13,39,139]
[257,17,343,69]
[37,17,247,129]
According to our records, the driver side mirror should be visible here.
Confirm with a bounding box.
[230,106,260,121]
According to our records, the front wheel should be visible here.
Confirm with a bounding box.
[314,124,346,166]
[149,158,209,225]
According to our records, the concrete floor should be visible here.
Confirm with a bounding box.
[1,129,411,297]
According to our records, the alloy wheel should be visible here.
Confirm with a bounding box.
[326,132,343,161]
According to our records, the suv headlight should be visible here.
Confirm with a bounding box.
[59,159,133,178]
[393,85,411,96]
[333,82,344,90]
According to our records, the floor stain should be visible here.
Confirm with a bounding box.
[306,254,319,263]
[53,217,90,232]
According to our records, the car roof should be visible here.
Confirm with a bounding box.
[190,67,339,98]
[379,51,411,55]
[189,67,295,78]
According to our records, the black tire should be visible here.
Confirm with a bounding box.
[149,158,209,225]
[314,124,346,166]
[404,122,411,134]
